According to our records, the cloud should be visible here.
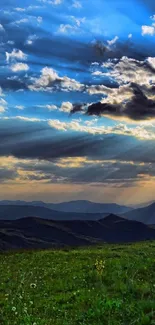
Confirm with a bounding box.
[70,103,85,114]
[48,116,155,140]
[107,36,119,46]
[1,154,155,186]
[52,0,62,4]
[0,23,5,31]
[15,7,26,12]
[0,87,5,97]
[0,98,7,113]
[57,16,85,34]
[15,105,24,110]
[37,104,58,110]
[37,16,43,24]
[98,56,155,86]
[142,25,155,36]
[85,83,155,121]
[1,117,155,179]
[29,66,84,92]
[72,1,82,8]
[128,33,132,39]
[38,0,62,4]
[58,24,78,34]
[10,63,29,72]
[6,49,27,62]
[26,34,38,45]
[15,6,41,12]
[14,18,29,25]
[60,102,73,113]
[13,16,43,26]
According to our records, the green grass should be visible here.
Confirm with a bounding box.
[1,242,155,325]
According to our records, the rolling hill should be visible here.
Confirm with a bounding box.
[1,214,155,250]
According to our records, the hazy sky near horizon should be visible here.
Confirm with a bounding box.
[1,0,155,204]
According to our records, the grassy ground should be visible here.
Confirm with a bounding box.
[1,242,155,325]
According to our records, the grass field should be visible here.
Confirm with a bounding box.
[1,242,155,325]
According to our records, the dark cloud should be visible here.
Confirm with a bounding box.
[70,104,84,114]
[84,83,155,121]
[0,118,155,164]
[91,39,152,62]
[0,168,17,182]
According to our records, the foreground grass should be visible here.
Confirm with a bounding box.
[1,242,155,324]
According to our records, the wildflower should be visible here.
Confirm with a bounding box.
[95,259,105,275]
[30,283,37,289]
[12,306,16,312]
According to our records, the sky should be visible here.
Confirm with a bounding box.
[1,0,155,204]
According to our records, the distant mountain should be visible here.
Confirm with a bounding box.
[123,203,155,225]
[130,201,155,209]
[0,205,108,221]
[0,214,155,251]
[0,200,132,214]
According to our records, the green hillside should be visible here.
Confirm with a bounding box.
[1,242,155,325]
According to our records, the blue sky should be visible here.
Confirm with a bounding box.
[0,0,155,204]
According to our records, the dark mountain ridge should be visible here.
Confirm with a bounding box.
[1,214,155,251]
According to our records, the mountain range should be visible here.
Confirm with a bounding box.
[0,200,132,214]
[1,215,155,251]
[123,203,155,225]
[1,200,155,250]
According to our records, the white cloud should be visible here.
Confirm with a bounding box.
[91,62,99,66]
[6,49,27,62]
[39,0,62,5]
[15,105,24,110]
[147,57,155,69]
[10,63,29,72]
[60,102,73,113]
[15,6,41,11]
[15,18,29,24]
[0,24,5,31]
[37,104,58,110]
[0,87,4,97]
[58,16,85,33]
[92,71,104,76]
[48,120,68,131]
[72,1,82,8]
[107,36,119,46]
[15,7,26,12]
[7,40,15,45]
[71,16,85,27]
[58,24,77,33]
[142,25,155,36]
[31,67,59,87]
[99,56,155,86]
[128,33,132,38]
[26,34,38,45]
[48,119,155,140]
[29,67,84,92]
[0,98,7,113]
[37,16,43,24]
[52,0,62,4]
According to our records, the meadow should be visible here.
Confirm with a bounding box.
[1,241,155,325]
